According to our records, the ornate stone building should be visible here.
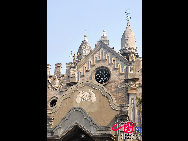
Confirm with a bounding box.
[47,20,142,141]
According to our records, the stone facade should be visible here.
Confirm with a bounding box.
[47,21,142,141]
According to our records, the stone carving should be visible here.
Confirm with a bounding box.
[48,77,65,92]
[47,116,54,129]
[125,81,136,88]
[129,53,135,61]
[76,89,96,103]
[125,78,139,94]
[129,66,134,73]
[69,51,79,66]
[49,80,127,114]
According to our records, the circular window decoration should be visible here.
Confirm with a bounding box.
[50,99,57,107]
[95,66,111,84]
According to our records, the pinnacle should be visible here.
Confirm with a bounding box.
[127,21,130,27]
[84,34,88,41]
[101,30,107,37]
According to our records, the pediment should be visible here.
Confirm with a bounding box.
[77,41,128,68]
[77,41,129,81]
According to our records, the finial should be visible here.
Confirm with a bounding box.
[69,51,73,59]
[102,29,107,37]
[84,30,87,37]
[125,9,131,26]
[127,21,130,26]
[84,30,88,41]
[69,51,79,66]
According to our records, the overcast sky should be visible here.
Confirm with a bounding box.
[47,0,142,75]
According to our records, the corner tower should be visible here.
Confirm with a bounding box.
[120,11,139,61]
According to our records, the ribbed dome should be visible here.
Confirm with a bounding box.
[121,21,136,53]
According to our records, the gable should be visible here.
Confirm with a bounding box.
[77,41,128,69]
[77,41,128,81]
[76,41,130,105]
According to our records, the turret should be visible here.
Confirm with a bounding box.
[54,63,62,77]
[120,12,139,61]
[47,64,51,78]
[77,34,92,61]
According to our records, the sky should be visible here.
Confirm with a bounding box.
[47,0,142,75]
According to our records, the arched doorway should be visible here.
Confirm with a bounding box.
[60,125,95,141]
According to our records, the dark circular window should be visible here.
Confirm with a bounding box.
[95,66,110,84]
[50,99,57,107]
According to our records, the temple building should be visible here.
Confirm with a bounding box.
[47,16,142,141]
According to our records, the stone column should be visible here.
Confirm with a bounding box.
[125,78,139,123]
[128,93,136,123]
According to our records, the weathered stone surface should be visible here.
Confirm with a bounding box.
[47,21,142,141]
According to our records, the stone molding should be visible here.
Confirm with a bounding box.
[47,107,111,139]
[48,80,128,115]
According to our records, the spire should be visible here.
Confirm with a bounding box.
[120,23,136,53]
[120,10,138,59]
[127,21,130,27]
[83,30,88,41]
[125,9,131,26]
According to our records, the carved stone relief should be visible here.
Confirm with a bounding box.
[76,89,96,103]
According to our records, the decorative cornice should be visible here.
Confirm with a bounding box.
[47,80,61,92]
[124,78,139,83]
[124,78,139,93]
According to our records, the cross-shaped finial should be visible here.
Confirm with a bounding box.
[125,9,131,22]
